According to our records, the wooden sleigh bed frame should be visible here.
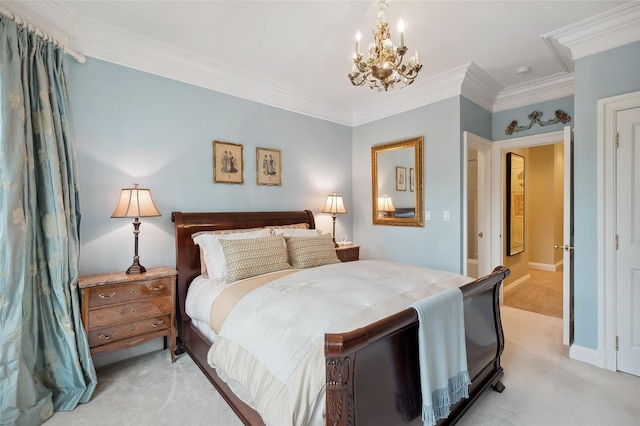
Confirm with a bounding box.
[172,210,509,425]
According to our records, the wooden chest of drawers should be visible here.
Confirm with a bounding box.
[335,245,360,262]
[79,266,177,362]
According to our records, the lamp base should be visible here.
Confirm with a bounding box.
[126,260,146,275]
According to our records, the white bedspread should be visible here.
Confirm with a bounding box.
[206,260,473,426]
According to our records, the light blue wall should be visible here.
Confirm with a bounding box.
[67,58,353,275]
[573,41,640,349]
[461,96,492,141]
[492,96,574,141]
[352,97,463,272]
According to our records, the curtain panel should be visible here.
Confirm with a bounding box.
[0,16,96,426]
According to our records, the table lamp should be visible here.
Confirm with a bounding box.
[322,192,347,247]
[111,183,161,274]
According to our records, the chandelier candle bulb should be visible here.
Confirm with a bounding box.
[356,31,361,54]
[398,19,405,47]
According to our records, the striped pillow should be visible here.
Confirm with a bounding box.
[285,234,340,269]
[220,235,293,283]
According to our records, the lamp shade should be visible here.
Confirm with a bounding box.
[321,193,347,215]
[377,194,396,212]
[111,184,161,218]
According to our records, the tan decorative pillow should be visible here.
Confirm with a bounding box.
[285,234,340,269]
[193,228,271,279]
[220,236,293,283]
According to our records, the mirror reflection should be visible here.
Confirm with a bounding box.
[372,136,424,227]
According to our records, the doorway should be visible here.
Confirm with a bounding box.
[492,129,573,345]
[501,143,564,319]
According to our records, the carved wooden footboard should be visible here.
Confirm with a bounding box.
[325,266,509,426]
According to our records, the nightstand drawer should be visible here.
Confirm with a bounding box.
[90,329,171,356]
[88,314,171,347]
[336,245,360,262]
[87,277,172,307]
[88,296,172,328]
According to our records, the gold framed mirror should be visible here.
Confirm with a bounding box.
[372,136,424,227]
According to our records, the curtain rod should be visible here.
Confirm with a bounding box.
[0,8,85,63]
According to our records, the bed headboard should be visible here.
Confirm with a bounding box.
[171,210,315,322]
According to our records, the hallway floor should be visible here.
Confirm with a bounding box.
[503,268,563,318]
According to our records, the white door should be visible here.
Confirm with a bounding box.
[464,132,492,278]
[615,106,640,376]
[562,127,574,346]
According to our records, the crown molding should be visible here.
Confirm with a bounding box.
[352,64,469,126]
[4,1,629,126]
[493,72,575,112]
[72,16,355,126]
[544,2,640,60]
[461,63,502,112]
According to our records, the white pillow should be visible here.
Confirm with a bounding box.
[272,228,322,237]
[193,228,271,281]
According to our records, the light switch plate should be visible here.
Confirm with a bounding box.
[443,210,450,221]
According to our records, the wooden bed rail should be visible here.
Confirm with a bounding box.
[325,266,510,358]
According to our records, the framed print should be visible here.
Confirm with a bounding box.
[257,147,282,186]
[213,140,243,184]
[396,166,407,191]
[506,152,524,256]
[409,168,415,192]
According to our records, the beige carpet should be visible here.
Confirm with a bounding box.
[44,306,639,426]
[504,269,563,318]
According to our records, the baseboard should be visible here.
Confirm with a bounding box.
[569,344,606,369]
[529,261,563,272]
[503,274,531,293]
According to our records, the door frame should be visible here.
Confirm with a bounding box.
[462,132,493,277]
[491,129,568,338]
[597,90,640,371]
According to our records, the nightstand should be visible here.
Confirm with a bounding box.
[78,266,177,362]
[336,245,360,262]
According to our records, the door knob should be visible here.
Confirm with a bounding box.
[478,232,483,238]
[554,244,575,251]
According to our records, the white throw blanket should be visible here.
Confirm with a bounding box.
[410,287,471,426]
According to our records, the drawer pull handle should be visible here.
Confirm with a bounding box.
[130,324,136,332]
[98,292,116,299]
[150,285,165,291]
[148,320,164,328]
[98,332,117,340]
[125,338,144,346]
[130,288,136,295]
[130,307,136,315]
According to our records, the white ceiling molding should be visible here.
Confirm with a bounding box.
[3,1,631,126]
[352,64,469,126]
[460,63,503,112]
[493,72,575,113]
[72,16,355,126]
[544,2,640,60]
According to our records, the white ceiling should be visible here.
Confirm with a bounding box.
[2,1,638,125]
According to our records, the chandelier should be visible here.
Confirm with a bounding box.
[348,0,422,91]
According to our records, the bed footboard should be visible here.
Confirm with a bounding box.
[325,266,509,426]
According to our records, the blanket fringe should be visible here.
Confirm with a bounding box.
[422,371,471,426]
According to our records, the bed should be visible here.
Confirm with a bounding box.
[172,210,509,425]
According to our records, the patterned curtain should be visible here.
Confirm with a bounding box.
[0,16,96,426]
